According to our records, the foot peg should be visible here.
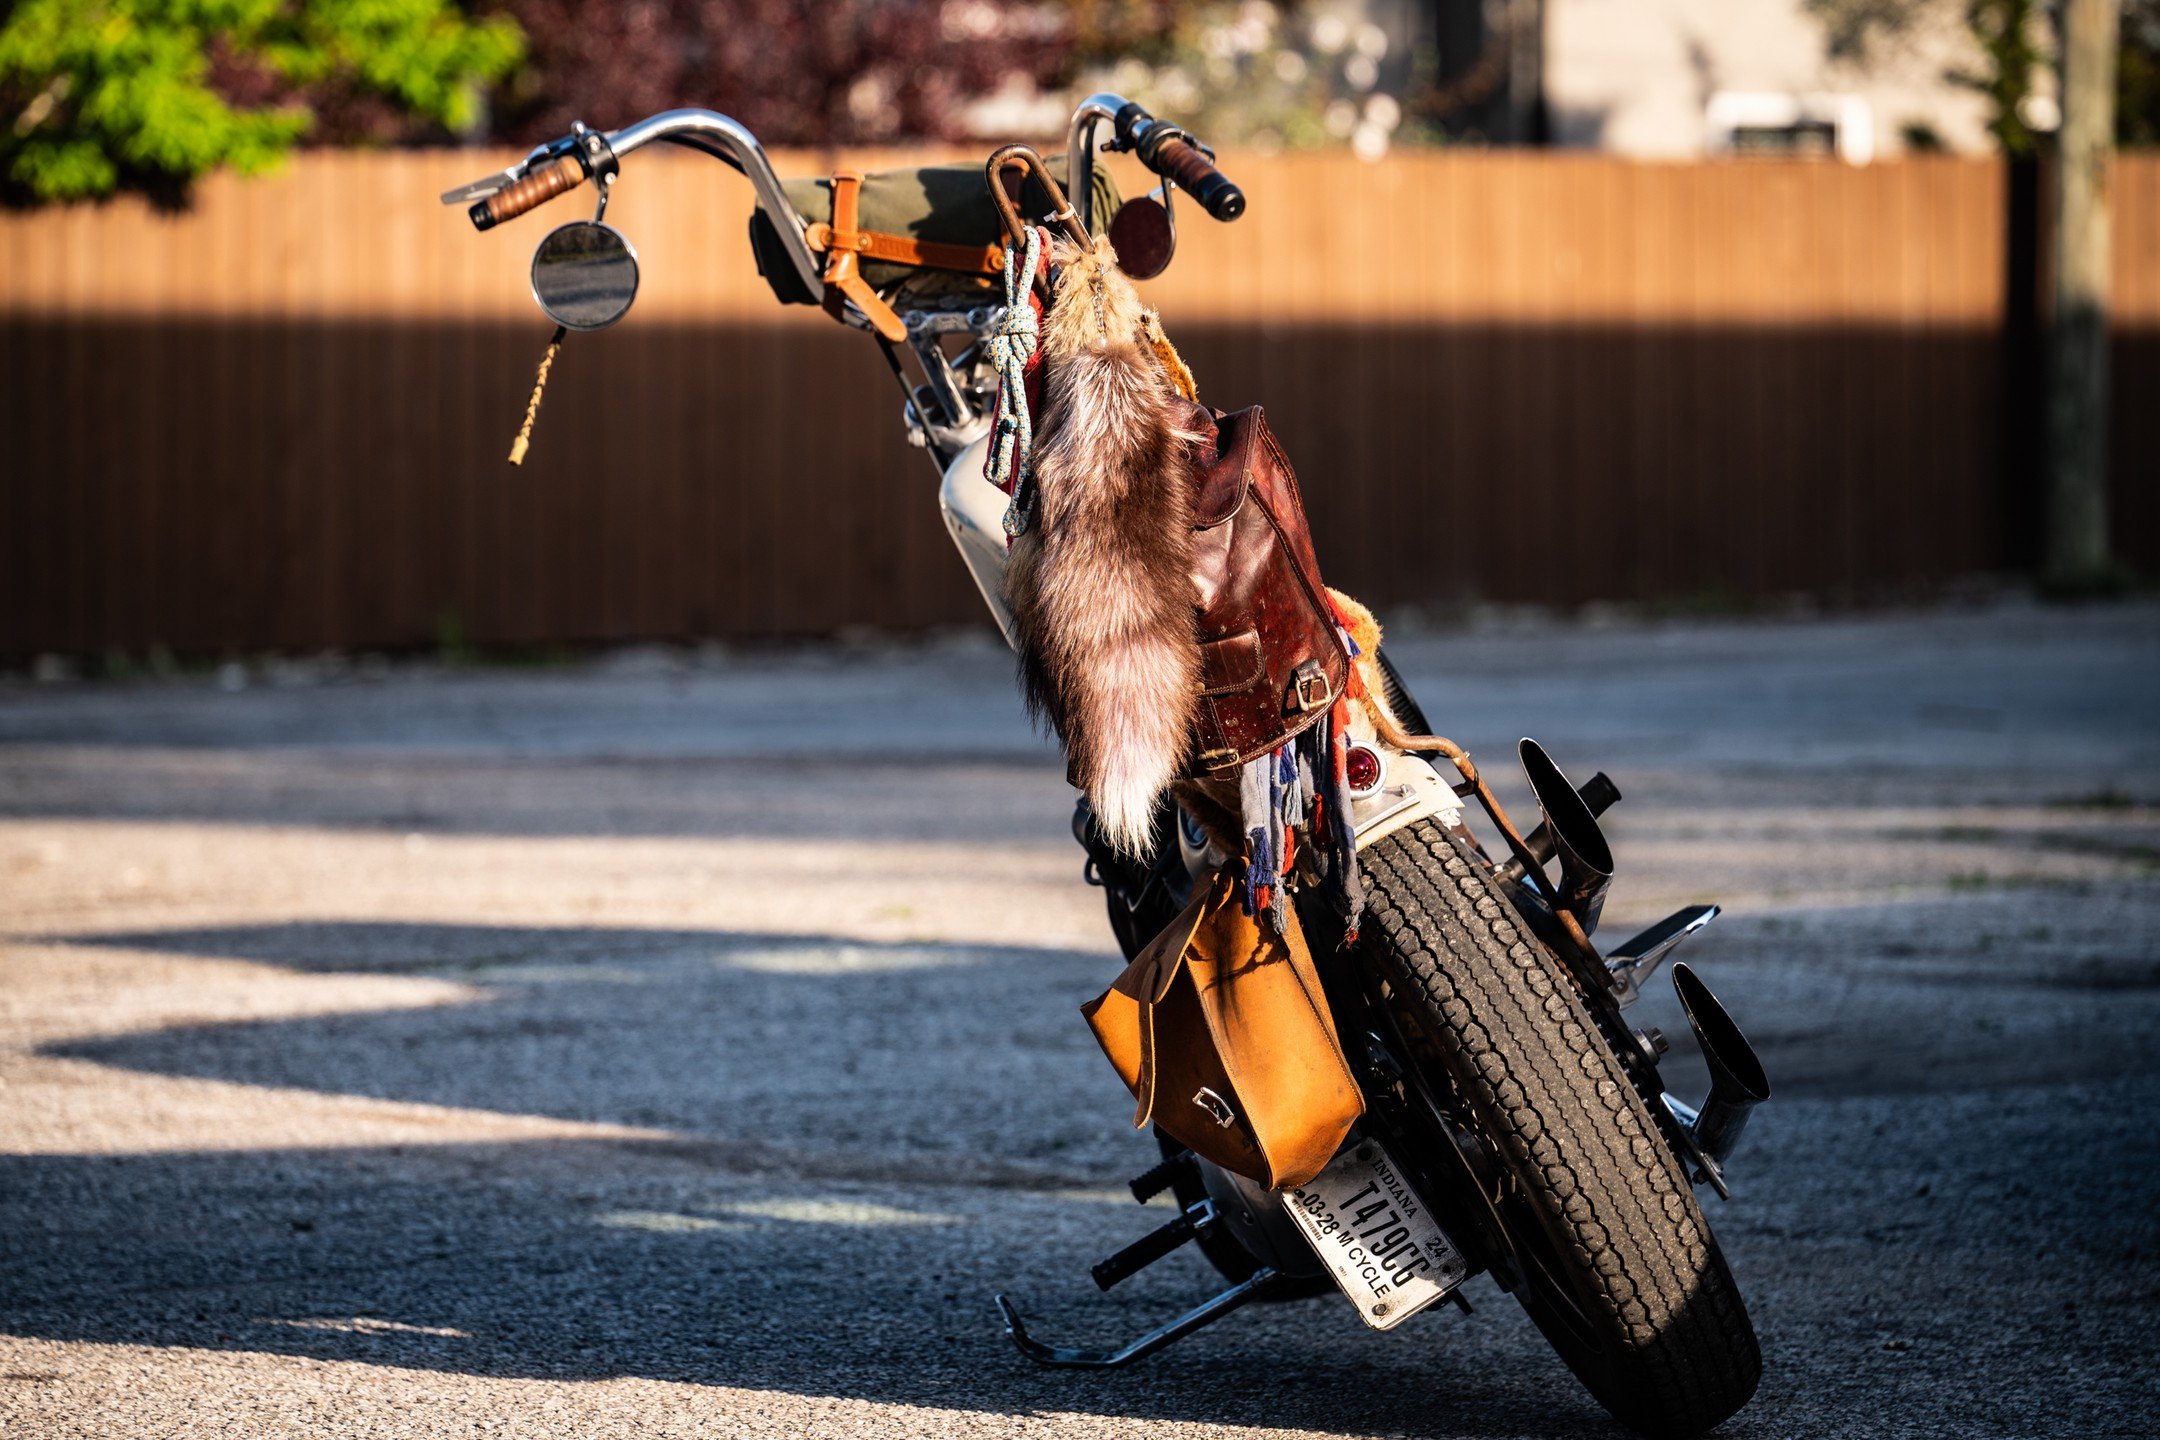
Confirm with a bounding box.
[1605,903,1719,1007]
[1125,1150,1195,1204]
[1091,1199,1214,1290]
[995,1268,1281,1369]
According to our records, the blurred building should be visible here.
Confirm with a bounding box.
[960,0,2001,164]
[1427,0,2001,160]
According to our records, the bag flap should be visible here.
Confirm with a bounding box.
[1079,984,1145,1127]
[1191,407,1258,530]
[1082,874,1220,1129]
[1117,880,1214,1009]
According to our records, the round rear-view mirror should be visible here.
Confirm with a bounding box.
[530,220,639,330]
[1108,195,1174,280]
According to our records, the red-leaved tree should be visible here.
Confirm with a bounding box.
[479,0,1074,147]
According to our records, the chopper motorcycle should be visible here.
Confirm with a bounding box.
[442,92,1770,1438]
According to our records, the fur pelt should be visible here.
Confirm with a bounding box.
[1326,585,1475,770]
[1006,237,1202,857]
[1326,586,1400,739]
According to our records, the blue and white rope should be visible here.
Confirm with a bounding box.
[988,227,1044,538]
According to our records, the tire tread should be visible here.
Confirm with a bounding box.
[1361,820,1761,1437]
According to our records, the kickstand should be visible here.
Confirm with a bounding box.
[994,1268,1281,1369]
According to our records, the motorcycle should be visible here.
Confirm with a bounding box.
[443,93,1769,1438]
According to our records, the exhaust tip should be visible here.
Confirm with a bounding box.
[1670,962,1770,1193]
[1516,739,1614,933]
[1517,739,1614,878]
[1671,962,1770,1105]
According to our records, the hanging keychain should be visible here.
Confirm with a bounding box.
[508,324,567,466]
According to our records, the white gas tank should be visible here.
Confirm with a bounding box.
[937,428,1021,648]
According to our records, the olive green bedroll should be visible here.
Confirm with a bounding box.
[749,156,1121,307]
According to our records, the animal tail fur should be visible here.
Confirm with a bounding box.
[1006,237,1202,857]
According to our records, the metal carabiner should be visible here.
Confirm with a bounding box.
[983,144,1093,303]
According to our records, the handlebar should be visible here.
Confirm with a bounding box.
[1065,93,1245,229]
[445,110,826,295]
[446,93,1241,285]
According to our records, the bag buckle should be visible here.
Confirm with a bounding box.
[1195,745,1242,774]
[1287,658,1332,715]
[1192,1087,1238,1128]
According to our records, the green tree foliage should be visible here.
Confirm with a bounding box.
[1955,0,2160,151]
[1809,0,2160,151]
[0,0,522,204]
[2122,0,2160,142]
[1805,0,1941,60]
[1955,0,2049,154]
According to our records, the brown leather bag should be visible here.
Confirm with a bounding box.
[1182,405,1351,777]
[1081,867,1364,1190]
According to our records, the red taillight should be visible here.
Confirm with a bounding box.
[1345,743,1383,795]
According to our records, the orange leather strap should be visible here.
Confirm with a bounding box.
[804,221,1002,277]
[819,170,907,342]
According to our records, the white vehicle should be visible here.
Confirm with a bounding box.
[445,96,1768,1437]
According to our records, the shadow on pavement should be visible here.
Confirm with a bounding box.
[11,916,2160,1434]
[0,1135,1631,1437]
[58,917,1057,973]
[0,917,1658,1434]
[43,921,1141,1180]
[0,749,1074,844]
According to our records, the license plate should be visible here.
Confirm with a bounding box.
[1282,1138,1468,1330]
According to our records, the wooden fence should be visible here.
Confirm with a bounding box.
[1,149,2154,656]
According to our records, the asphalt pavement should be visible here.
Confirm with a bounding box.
[2,599,2156,1438]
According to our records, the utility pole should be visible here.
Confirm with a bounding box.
[1507,0,1547,145]
[2044,0,2121,590]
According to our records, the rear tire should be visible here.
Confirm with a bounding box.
[1360,820,1762,1438]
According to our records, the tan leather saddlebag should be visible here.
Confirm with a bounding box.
[1081,870,1364,1190]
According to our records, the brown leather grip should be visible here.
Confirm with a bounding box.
[471,156,585,231]
[1149,137,1245,222]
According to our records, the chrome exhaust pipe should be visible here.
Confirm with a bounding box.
[1670,961,1771,1186]
[1515,739,1614,934]
[1493,768,1620,885]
